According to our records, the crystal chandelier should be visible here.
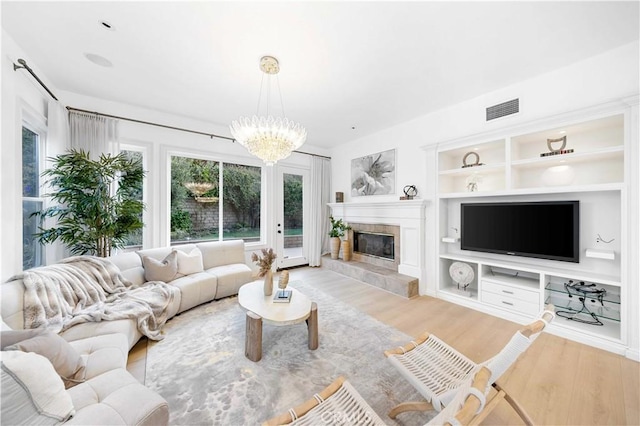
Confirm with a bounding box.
[230,56,307,166]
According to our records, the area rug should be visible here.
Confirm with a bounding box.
[145,281,434,425]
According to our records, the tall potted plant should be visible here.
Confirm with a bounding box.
[34,149,145,257]
[329,216,351,260]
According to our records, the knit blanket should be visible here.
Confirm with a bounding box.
[12,256,176,341]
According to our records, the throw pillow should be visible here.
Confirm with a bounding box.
[1,351,75,425]
[0,328,47,350]
[140,250,178,282]
[177,247,204,276]
[4,331,84,383]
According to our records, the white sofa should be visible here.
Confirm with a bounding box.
[1,239,253,425]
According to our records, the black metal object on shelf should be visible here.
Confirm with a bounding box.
[556,280,607,326]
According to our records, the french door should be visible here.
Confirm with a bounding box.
[275,166,309,269]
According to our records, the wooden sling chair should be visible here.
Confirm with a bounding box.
[383,306,555,425]
[263,367,496,426]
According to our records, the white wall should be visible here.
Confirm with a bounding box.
[1,30,56,282]
[330,41,639,203]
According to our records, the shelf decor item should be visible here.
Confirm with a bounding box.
[461,151,484,168]
[252,248,277,296]
[465,172,483,192]
[556,280,606,326]
[401,185,418,200]
[541,136,574,157]
[449,262,474,297]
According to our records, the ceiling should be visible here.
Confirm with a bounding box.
[2,1,638,149]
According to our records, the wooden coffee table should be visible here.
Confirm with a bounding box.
[238,280,318,362]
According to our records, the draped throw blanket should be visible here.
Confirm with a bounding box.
[12,256,176,341]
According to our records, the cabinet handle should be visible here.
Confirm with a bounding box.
[502,301,514,306]
[502,290,514,294]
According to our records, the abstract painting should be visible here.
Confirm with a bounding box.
[351,149,396,196]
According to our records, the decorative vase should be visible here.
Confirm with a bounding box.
[263,269,273,296]
[342,239,352,261]
[330,237,341,260]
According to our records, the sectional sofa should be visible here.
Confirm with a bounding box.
[1,239,254,425]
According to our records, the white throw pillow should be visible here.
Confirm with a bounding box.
[1,351,75,425]
[177,248,204,276]
[140,250,178,282]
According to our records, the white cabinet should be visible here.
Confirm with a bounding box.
[432,102,636,358]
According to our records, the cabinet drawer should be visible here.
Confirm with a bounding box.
[482,280,539,304]
[481,291,540,316]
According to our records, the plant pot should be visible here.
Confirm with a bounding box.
[342,239,351,261]
[330,237,341,260]
[263,269,273,296]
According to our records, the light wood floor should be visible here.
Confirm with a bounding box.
[127,266,640,425]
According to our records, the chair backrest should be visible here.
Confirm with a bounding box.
[484,306,555,385]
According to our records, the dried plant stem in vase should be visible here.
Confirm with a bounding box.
[252,248,276,296]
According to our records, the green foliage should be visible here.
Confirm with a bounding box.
[34,149,145,257]
[329,216,351,238]
[223,164,261,228]
[283,174,303,228]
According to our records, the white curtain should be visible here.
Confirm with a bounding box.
[308,156,331,267]
[45,100,71,263]
[69,111,119,159]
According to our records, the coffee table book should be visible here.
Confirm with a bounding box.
[273,290,292,303]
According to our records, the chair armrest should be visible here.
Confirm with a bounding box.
[383,331,431,357]
[263,376,346,426]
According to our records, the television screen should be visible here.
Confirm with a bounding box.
[461,201,579,263]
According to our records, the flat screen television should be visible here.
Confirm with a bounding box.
[461,201,579,263]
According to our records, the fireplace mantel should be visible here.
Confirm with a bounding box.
[328,199,428,284]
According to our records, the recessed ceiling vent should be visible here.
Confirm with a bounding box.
[486,98,519,121]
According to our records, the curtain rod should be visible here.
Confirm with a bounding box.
[66,106,331,160]
[13,59,59,101]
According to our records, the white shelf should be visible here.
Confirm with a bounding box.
[438,182,624,199]
[435,107,630,356]
[511,145,624,169]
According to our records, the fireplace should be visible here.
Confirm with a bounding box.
[354,231,395,260]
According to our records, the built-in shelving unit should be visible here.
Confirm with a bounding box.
[432,104,636,358]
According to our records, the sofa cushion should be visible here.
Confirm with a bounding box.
[140,250,178,282]
[1,351,75,425]
[69,334,129,382]
[171,272,218,313]
[4,331,84,383]
[109,252,145,287]
[207,263,253,299]
[0,328,47,349]
[65,368,169,426]
[197,240,246,269]
[176,247,204,277]
[60,318,143,351]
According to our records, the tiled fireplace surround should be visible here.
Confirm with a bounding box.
[328,200,428,297]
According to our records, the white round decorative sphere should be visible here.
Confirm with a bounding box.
[449,262,474,286]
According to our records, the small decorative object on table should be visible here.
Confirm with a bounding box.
[462,151,484,168]
[252,248,277,296]
[274,270,292,303]
[541,136,574,157]
[400,185,418,200]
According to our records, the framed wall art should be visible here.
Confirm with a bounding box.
[351,149,396,196]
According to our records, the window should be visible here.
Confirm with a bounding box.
[121,149,144,248]
[170,155,261,244]
[22,125,44,269]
